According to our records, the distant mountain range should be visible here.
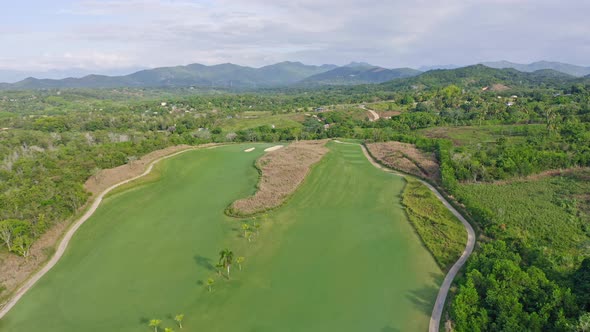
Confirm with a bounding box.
[300,63,421,85]
[0,67,147,84]
[1,60,589,90]
[480,60,590,77]
[1,62,340,90]
[382,65,577,91]
[0,62,421,89]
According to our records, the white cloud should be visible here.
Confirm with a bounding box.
[0,0,589,72]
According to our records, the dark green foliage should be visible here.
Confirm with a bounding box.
[573,258,590,312]
[451,241,578,331]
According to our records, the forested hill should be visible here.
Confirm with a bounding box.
[1,62,338,90]
[380,65,577,90]
[481,60,590,77]
[299,65,421,85]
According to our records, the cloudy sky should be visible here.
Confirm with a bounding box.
[1,0,589,80]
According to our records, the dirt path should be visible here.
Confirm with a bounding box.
[335,140,475,332]
[0,145,214,319]
[360,105,380,121]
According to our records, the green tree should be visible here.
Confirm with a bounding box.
[236,256,245,271]
[207,278,215,292]
[215,263,224,276]
[13,235,32,258]
[577,312,590,332]
[174,314,184,329]
[149,319,162,332]
[219,249,234,279]
[241,223,250,238]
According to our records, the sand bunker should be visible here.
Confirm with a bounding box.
[264,145,284,152]
[244,148,255,152]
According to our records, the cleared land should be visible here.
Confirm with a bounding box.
[0,142,441,332]
[366,142,440,181]
[228,140,328,216]
[402,178,466,271]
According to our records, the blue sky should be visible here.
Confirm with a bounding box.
[1,0,589,79]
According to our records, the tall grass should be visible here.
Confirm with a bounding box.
[402,178,467,270]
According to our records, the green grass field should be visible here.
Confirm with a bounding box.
[221,113,303,131]
[458,169,590,270]
[419,124,545,146]
[0,142,442,332]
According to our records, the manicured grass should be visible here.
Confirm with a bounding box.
[0,142,442,332]
[402,178,466,270]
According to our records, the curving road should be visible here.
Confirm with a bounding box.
[0,146,211,319]
[350,142,475,332]
[360,105,380,121]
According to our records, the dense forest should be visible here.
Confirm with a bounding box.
[1,65,590,330]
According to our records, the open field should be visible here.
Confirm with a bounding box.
[458,168,590,269]
[221,113,304,131]
[419,124,545,146]
[0,142,442,332]
[228,140,328,216]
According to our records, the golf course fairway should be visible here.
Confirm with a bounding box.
[0,142,442,332]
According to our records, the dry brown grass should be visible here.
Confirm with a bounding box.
[228,140,329,216]
[366,142,440,182]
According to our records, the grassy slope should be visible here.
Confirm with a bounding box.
[0,142,442,332]
[402,178,467,271]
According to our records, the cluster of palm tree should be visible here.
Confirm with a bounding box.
[148,216,268,330]
[148,314,183,332]
[241,217,262,242]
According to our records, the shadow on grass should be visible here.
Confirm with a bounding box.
[406,284,439,316]
[430,272,444,285]
[193,254,214,271]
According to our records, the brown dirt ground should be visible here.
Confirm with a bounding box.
[490,83,510,91]
[0,144,209,302]
[378,110,402,118]
[229,140,329,216]
[366,142,440,182]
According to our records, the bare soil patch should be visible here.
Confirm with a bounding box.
[490,83,510,91]
[228,140,329,216]
[366,142,440,182]
[0,144,210,302]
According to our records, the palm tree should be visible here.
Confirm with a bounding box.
[215,263,224,276]
[241,223,250,237]
[149,319,162,332]
[253,222,261,235]
[164,328,175,332]
[207,278,215,292]
[236,256,245,271]
[245,230,254,243]
[174,314,184,329]
[219,249,234,278]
